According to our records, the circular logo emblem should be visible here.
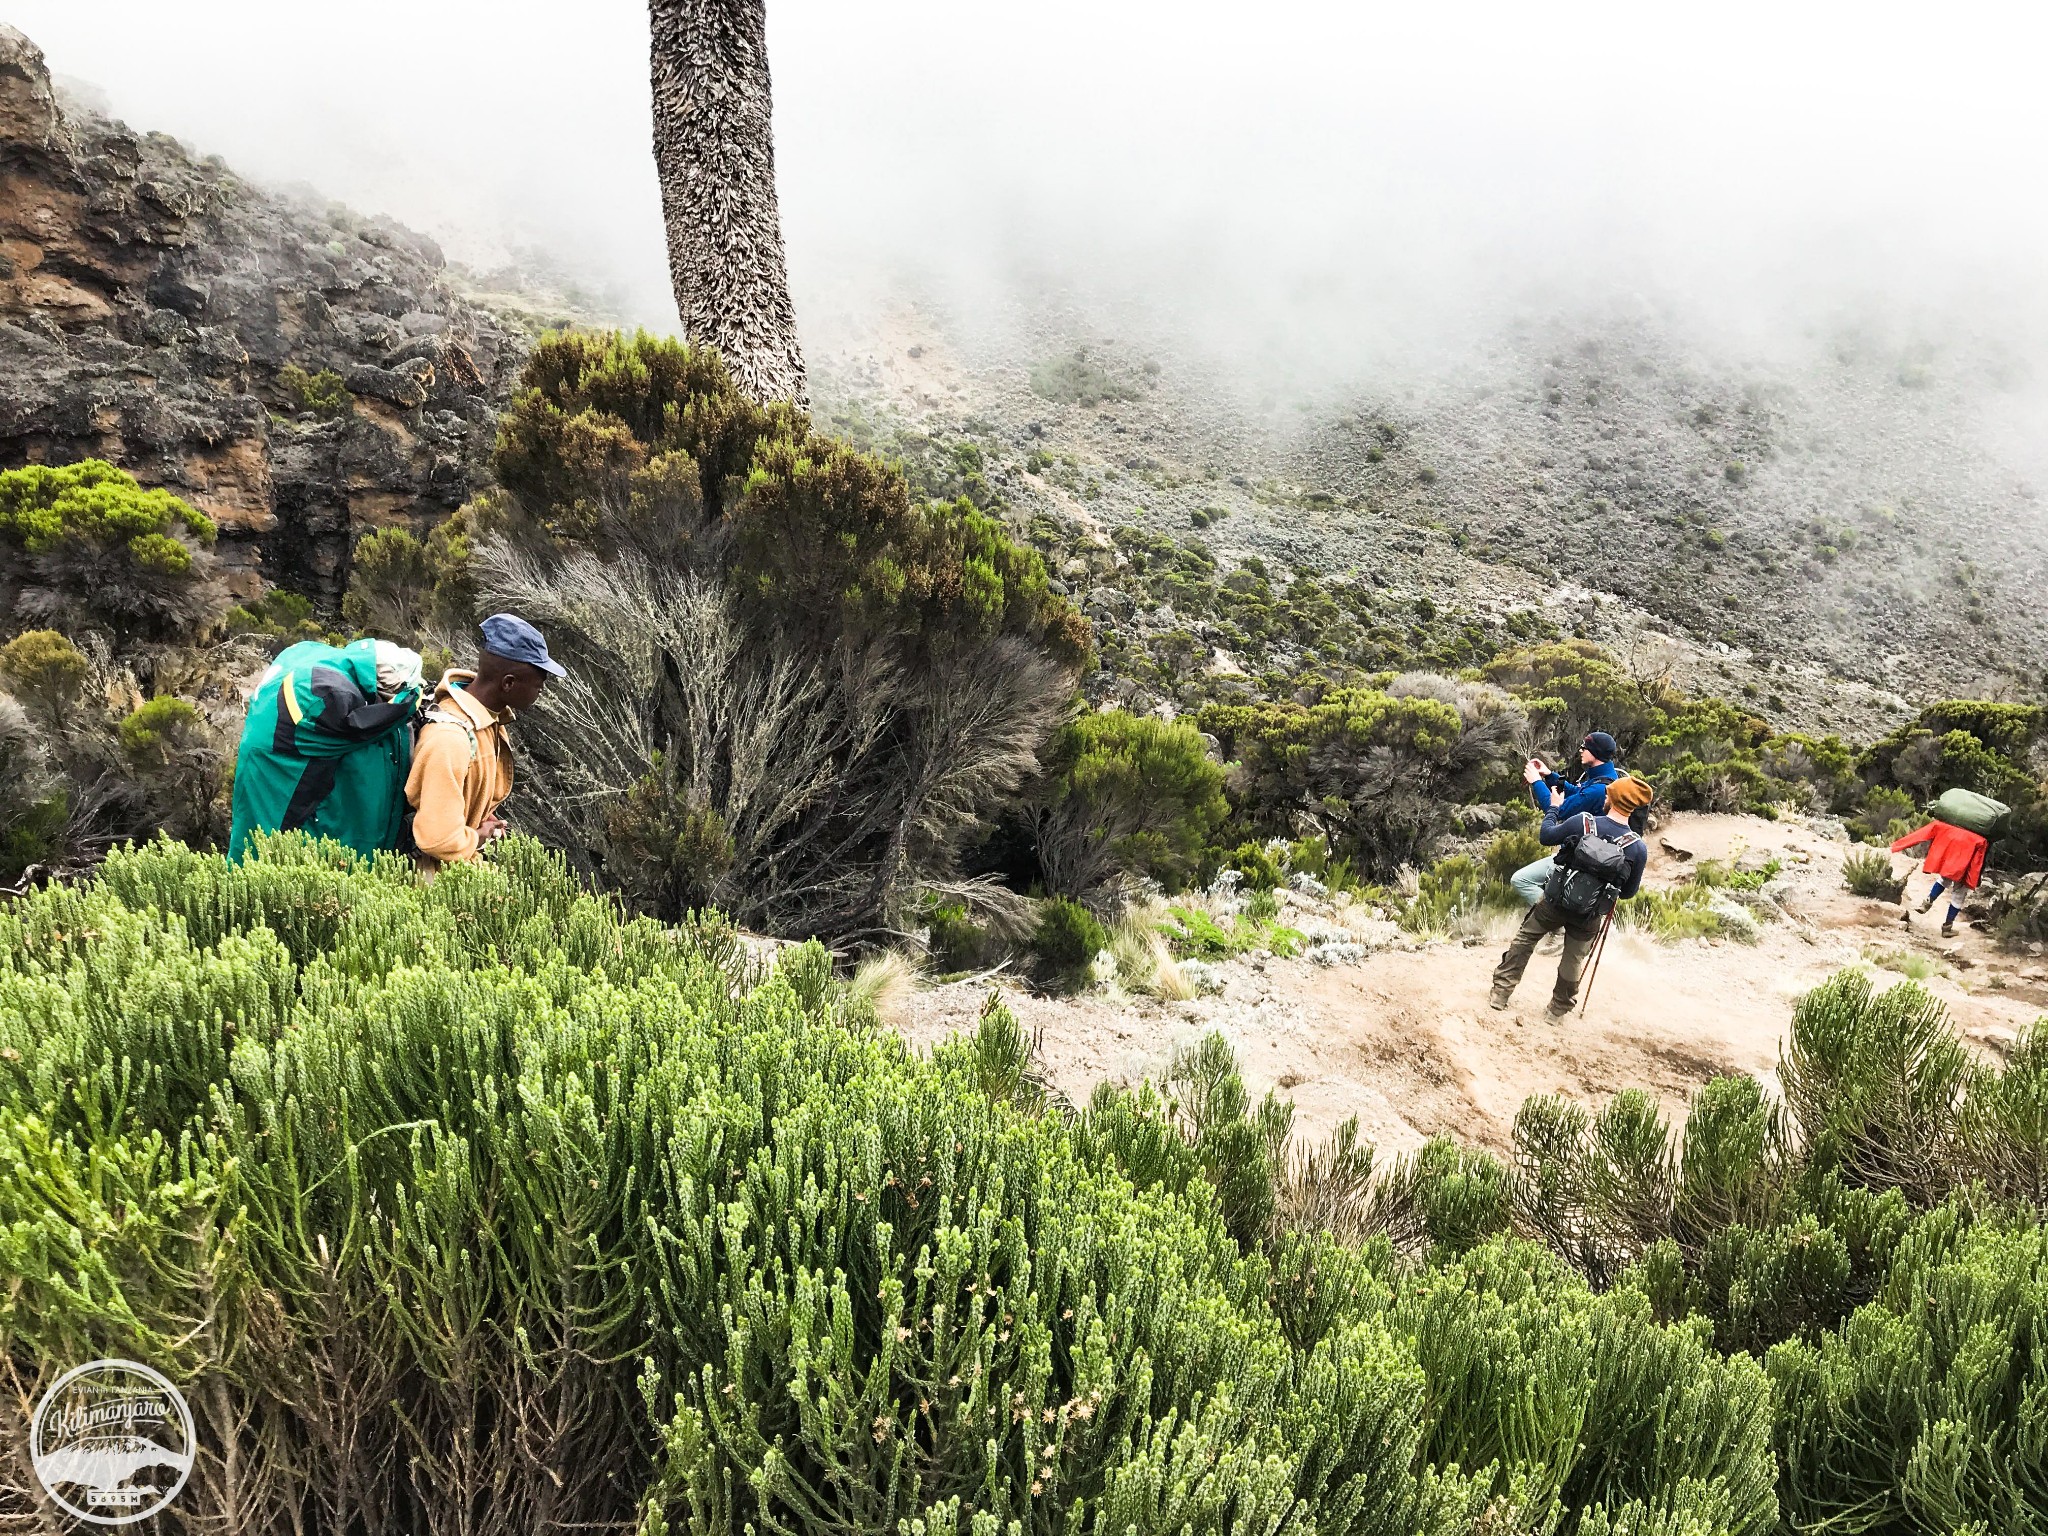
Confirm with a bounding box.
[30,1360,194,1525]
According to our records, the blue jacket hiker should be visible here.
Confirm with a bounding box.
[1510,732,1625,905]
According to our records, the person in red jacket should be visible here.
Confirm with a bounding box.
[1889,818,1988,938]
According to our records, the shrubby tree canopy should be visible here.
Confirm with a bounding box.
[1028,709,1229,902]
[1201,673,1524,875]
[0,459,225,642]
[465,331,1090,942]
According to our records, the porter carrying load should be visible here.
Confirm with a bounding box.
[228,639,426,860]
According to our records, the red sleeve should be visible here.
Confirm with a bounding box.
[1890,822,1936,854]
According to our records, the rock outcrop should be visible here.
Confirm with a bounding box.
[0,24,526,607]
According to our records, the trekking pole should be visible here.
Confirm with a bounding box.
[1577,904,1617,1019]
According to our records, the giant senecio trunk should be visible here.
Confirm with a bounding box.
[648,0,808,406]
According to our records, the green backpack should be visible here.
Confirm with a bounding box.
[1927,786,2011,840]
[227,640,423,860]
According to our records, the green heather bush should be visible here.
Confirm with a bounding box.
[1201,675,1523,877]
[1029,894,1108,988]
[222,588,327,641]
[276,362,354,419]
[0,459,226,640]
[1861,700,2043,809]
[465,331,1091,941]
[1027,709,1227,902]
[1842,847,1904,901]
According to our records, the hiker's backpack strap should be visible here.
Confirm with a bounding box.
[419,707,479,764]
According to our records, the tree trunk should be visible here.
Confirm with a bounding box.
[648,0,808,406]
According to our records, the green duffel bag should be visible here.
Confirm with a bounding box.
[1927,786,2011,839]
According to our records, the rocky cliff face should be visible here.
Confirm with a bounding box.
[0,25,527,609]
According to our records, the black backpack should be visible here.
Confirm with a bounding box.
[1544,813,1640,919]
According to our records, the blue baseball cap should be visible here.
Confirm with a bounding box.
[479,613,565,677]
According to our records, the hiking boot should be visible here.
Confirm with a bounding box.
[1915,894,1937,914]
[1488,986,1513,1012]
[1940,920,1956,938]
[1544,1000,1575,1024]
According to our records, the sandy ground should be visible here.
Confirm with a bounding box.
[894,813,2048,1154]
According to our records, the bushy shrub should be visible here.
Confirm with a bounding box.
[1028,349,1138,407]
[115,695,227,846]
[0,628,88,719]
[1779,971,1982,1205]
[1848,784,1918,842]
[923,897,996,972]
[1399,854,1515,936]
[1029,894,1107,987]
[1482,640,1663,758]
[222,588,327,641]
[1860,700,2042,808]
[467,331,1090,942]
[341,526,434,639]
[598,751,737,915]
[0,459,226,640]
[13,847,2045,1533]
[1201,674,1523,877]
[1767,1214,2048,1535]
[1842,847,1903,900]
[1222,838,1285,890]
[276,362,354,418]
[1,837,1453,1535]
[1028,709,1227,902]
[0,694,67,879]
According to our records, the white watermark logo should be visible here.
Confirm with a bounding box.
[31,1360,194,1526]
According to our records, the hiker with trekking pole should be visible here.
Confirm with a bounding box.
[1490,775,1654,1021]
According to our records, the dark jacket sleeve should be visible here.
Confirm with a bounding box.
[307,665,418,743]
[1539,811,1586,849]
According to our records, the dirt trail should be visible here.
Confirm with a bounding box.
[895,813,2048,1154]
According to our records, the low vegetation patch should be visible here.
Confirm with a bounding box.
[2,843,2042,1533]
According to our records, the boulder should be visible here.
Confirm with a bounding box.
[345,359,434,409]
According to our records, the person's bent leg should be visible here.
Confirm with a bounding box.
[1548,919,1601,1016]
[1916,876,1945,916]
[1510,857,1552,908]
[1492,902,1555,1006]
[1942,883,1971,936]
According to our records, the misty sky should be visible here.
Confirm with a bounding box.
[16,1,2048,377]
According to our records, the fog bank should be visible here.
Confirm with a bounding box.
[17,1,2048,398]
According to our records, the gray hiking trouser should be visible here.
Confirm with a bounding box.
[1492,897,1602,1012]
[1510,856,1553,908]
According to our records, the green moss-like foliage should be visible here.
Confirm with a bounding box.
[276,362,354,419]
[1030,893,1108,987]
[0,459,224,640]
